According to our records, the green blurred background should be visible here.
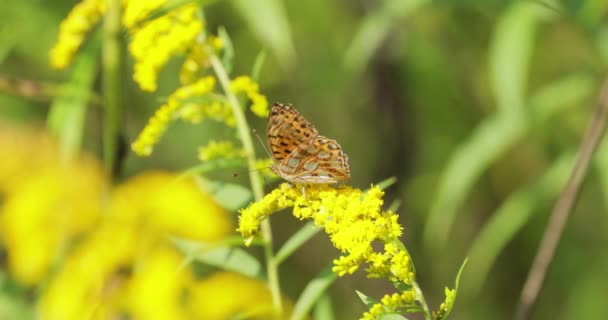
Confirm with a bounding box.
[2,0,608,319]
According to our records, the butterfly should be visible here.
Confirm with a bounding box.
[266,102,350,184]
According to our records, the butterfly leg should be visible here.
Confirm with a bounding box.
[301,185,306,199]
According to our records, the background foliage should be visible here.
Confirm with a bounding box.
[1,0,607,319]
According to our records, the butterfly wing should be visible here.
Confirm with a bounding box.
[278,135,350,184]
[266,102,350,184]
[266,103,317,164]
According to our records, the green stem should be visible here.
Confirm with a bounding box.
[411,279,432,320]
[209,52,283,318]
[102,0,123,176]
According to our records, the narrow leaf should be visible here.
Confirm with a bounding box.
[490,2,548,115]
[312,293,334,320]
[173,238,263,279]
[439,258,468,320]
[251,50,267,82]
[230,0,295,68]
[47,31,101,159]
[291,266,337,320]
[218,26,235,74]
[275,222,320,265]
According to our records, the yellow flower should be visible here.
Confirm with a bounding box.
[131,76,215,156]
[124,246,189,320]
[50,0,205,92]
[121,0,167,28]
[128,4,203,91]
[237,183,409,279]
[108,170,232,240]
[49,0,105,69]
[39,170,234,319]
[198,140,244,162]
[39,223,138,319]
[0,126,105,285]
[230,76,269,118]
[188,271,292,319]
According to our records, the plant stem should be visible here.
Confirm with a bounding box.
[209,52,283,318]
[102,0,122,177]
[411,279,432,320]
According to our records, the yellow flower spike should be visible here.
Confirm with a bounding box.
[122,0,167,28]
[198,140,244,162]
[230,76,269,118]
[49,0,105,69]
[132,76,215,156]
[128,4,203,91]
[238,184,401,278]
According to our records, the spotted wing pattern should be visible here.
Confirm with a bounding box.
[266,102,350,184]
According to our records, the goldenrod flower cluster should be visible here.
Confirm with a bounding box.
[361,289,417,320]
[177,99,236,126]
[198,140,244,162]
[237,183,421,319]
[128,4,203,91]
[433,287,457,320]
[1,125,286,319]
[231,76,270,118]
[238,184,408,276]
[49,0,105,69]
[131,76,215,156]
[50,0,207,92]
[179,35,223,85]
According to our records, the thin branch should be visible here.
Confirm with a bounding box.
[514,77,608,320]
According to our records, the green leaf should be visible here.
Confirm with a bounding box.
[356,290,380,309]
[173,238,263,279]
[251,50,267,82]
[490,2,550,116]
[291,266,338,320]
[218,26,235,74]
[275,221,320,265]
[312,293,334,320]
[343,0,428,76]
[195,178,253,211]
[47,30,101,159]
[423,73,595,254]
[437,258,469,320]
[230,0,295,68]
[374,176,398,191]
[379,314,409,320]
[178,158,247,179]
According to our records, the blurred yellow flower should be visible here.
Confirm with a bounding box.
[0,125,105,285]
[198,140,244,162]
[0,126,284,319]
[230,76,269,118]
[188,271,290,319]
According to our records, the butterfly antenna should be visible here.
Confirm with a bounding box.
[252,128,273,158]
